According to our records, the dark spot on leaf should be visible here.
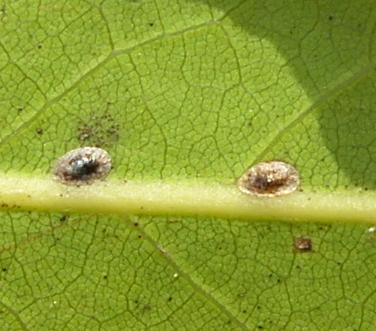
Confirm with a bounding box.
[167,297,172,302]
[328,15,334,21]
[149,22,154,27]
[60,215,68,222]
[36,128,44,135]
[2,268,7,272]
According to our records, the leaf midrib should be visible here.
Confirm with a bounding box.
[0,174,375,225]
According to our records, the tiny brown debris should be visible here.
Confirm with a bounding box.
[294,237,312,252]
[54,147,112,185]
[238,161,299,197]
[77,111,120,148]
[36,128,44,135]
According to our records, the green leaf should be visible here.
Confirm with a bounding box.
[0,0,375,330]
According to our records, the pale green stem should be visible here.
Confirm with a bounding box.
[0,174,375,225]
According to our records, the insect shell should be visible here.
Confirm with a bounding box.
[294,237,312,252]
[238,161,299,197]
[54,147,112,185]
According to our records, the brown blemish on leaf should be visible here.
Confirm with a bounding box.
[238,161,300,197]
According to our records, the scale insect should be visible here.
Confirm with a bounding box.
[293,237,312,252]
[238,160,299,197]
[54,147,112,185]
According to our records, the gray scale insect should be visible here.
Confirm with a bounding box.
[54,147,112,185]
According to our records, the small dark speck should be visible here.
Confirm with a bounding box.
[242,310,247,314]
[258,326,263,329]
[36,128,44,135]
[60,215,68,222]
[17,107,24,112]
[2,268,7,272]
[328,15,334,21]
[103,275,108,279]
[167,297,172,302]
[133,222,139,227]
[277,279,281,283]
[149,22,154,27]
[37,44,43,49]
[138,235,142,239]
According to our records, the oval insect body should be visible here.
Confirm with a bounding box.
[54,147,112,185]
[238,160,299,197]
[294,237,312,252]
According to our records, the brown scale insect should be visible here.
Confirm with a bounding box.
[293,237,312,252]
[54,147,112,185]
[238,161,300,197]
